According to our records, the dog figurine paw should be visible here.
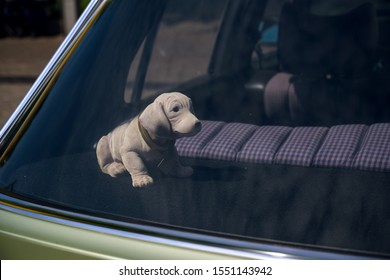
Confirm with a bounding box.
[96,92,201,187]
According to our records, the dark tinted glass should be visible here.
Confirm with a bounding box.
[1,0,390,257]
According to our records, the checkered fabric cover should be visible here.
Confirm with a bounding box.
[237,126,292,164]
[175,120,225,158]
[175,121,390,172]
[274,127,328,166]
[353,123,390,171]
[314,125,367,168]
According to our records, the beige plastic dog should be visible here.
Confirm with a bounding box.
[96,92,201,187]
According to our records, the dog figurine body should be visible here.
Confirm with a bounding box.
[96,92,201,187]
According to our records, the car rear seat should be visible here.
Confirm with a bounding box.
[176,120,390,172]
[263,1,378,125]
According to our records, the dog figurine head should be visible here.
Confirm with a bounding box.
[139,92,202,139]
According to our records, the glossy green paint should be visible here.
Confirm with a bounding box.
[0,207,247,260]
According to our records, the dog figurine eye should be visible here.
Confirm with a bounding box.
[172,106,180,113]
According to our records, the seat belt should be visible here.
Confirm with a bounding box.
[131,12,163,103]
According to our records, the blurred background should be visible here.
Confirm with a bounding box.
[0,0,90,127]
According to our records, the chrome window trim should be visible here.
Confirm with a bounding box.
[0,0,110,163]
[0,192,378,260]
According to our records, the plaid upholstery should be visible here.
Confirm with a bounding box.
[176,120,390,172]
[176,120,225,157]
[314,125,368,168]
[199,122,257,161]
[353,123,390,171]
[274,127,328,166]
[237,126,292,164]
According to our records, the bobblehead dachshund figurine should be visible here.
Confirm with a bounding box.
[96,92,201,187]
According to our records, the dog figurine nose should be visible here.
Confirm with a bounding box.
[194,120,202,129]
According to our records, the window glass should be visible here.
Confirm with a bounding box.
[251,0,285,71]
[124,0,224,102]
[1,0,390,257]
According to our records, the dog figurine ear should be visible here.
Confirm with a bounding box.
[139,101,172,138]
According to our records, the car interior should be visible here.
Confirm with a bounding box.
[1,0,390,257]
